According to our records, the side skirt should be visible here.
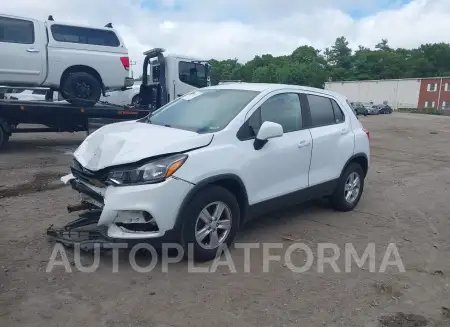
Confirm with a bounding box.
[245,179,338,222]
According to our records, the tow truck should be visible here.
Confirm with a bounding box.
[0,48,211,149]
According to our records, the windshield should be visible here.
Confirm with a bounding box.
[144,89,260,133]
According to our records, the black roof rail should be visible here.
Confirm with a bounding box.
[105,23,113,28]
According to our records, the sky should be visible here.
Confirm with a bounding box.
[3,0,450,74]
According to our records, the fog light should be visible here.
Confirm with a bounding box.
[114,211,158,233]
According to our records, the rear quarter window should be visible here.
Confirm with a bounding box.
[50,24,120,47]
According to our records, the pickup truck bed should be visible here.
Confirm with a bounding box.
[0,99,150,149]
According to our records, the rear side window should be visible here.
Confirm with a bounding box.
[308,94,345,127]
[0,16,34,44]
[50,24,120,47]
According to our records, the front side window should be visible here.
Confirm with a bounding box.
[144,89,259,133]
[0,16,34,44]
[179,62,207,88]
[238,93,302,139]
[50,24,120,47]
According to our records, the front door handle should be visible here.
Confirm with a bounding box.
[298,140,311,148]
[26,48,40,53]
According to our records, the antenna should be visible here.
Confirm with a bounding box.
[105,23,113,28]
[48,15,54,21]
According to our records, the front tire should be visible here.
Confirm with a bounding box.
[181,186,240,262]
[330,163,365,211]
[62,72,102,107]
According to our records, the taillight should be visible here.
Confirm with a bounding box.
[120,57,130,71]
[363,128,370,139]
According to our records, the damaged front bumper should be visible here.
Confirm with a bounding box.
[47,173,193,248]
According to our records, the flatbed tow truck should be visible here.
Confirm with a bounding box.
[0,97,149,148]
[0,48,211,149]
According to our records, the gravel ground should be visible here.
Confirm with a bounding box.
[1,113,450,327]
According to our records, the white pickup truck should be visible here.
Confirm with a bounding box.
[0,14,134,106]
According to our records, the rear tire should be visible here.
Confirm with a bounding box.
[330,163,365,211]
[180,186,240,262]
[62,72,102,107]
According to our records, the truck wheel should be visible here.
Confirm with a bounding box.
[0,125,10,149]
[62,72,101,107]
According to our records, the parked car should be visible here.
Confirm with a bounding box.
[366,104,393,115]
[61,83,370,261]
[3,84,140,106]
[4,89,49,101]
[0,14,133,106]
[100,82,141,106]
[350,102,367,115]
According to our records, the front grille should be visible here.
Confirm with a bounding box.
[71,159,108,186]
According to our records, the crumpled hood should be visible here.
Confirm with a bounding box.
[74,121,213,171]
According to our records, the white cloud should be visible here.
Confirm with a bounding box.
[3,0,450,74]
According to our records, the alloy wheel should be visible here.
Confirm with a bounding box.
[344,172,361,204]
[195,201,232,250]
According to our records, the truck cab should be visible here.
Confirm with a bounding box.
[139,48,211,110]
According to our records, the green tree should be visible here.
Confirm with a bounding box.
[207,37,450,88]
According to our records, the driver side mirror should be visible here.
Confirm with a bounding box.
[253,121,283,150]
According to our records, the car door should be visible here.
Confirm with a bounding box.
[237,92,313,205]
[0,16,45,85]
[306,93,354,186]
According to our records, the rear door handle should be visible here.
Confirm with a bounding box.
[26,48,40,53]
[298,140,311,148]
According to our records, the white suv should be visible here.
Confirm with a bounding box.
[62,83,370,261]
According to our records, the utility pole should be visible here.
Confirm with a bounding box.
[130,61,137,78]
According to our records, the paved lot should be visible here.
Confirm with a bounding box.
[1,113,450,327]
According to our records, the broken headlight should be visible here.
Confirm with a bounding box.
[107,154,188,186]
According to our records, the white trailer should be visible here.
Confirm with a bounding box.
[325,78,421,109]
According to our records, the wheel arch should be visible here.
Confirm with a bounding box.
[60,65,104,93]
[174,174,249,232]
[342,153,369,178]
